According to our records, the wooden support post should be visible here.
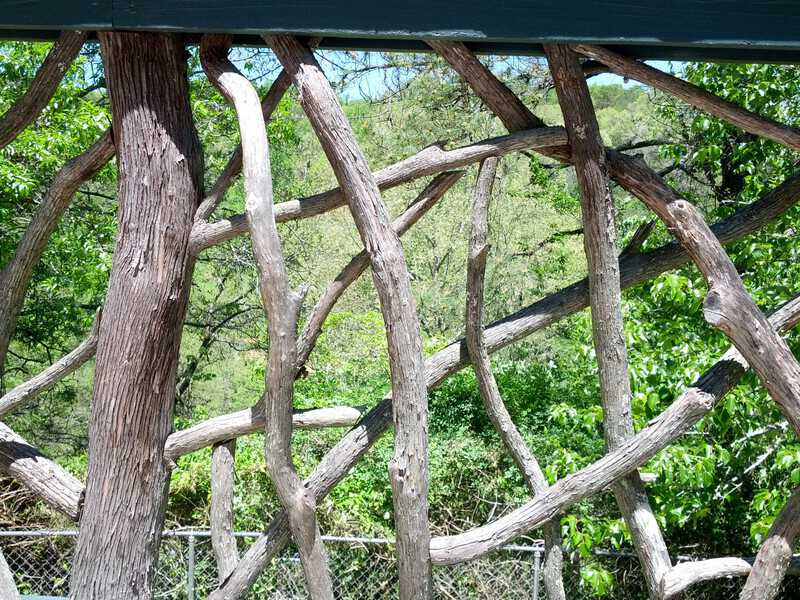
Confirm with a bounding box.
[211,440,240,583]
[266,34,432,600]
[465,157,565,600]
[544,43,671,598]
[201,34,334,599]
[70,31,203,599]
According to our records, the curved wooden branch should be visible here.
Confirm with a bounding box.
[211,440,239,583]
[201,34,334,599]
[574,44,800,151]
[739,486,800,600]
[297,170,463,369]
[546,43,671,598]
[0,130,114,373]
[465,156,565,600]
[209,179,800,597]
[267,33,432,600]
[0,422,84,520]
[0,309,100,419]
[188,127,566,254]
[0,31,87,150]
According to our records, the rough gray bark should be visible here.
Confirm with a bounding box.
[0,421,84,520]
[188,127,565,254]
[546,43,671,598]
[739,486,800,600]
[209,180,800,597]
[0,131,113,381]
[297,171,463,368]
[0,309,100,419]
[70,32,203,600]
[464,156,565,600]
[211,440,239,583]
[165,405,365,462]
[0,548,18,600]
[662,556,800,598]
[201,34,334,600]
[267,34,432,600]
[574,44,800,151]
[0,31,87,150]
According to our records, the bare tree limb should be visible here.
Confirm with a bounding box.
[201,34,334,599]
[574,44,800,151]
[0,422,84,520]
[211,440,239,583]
[297,171,463,369]
[188,127,566,254]
[739,486,800,600]
[465,156,565,600]
[266,33,431,600]
[0,309,100,419]
[0,548,18,600]
[0,130,114,377]
[546,43,671,598]
[0,31,87,150]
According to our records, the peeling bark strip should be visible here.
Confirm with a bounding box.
[0,548,18,600]
[70,32,203,600]
[0,422,84,520]
[211,440,239,583]
[0,31,87,150]
[739,486,800,600]
[0,130,113,378]
[465,157,566,600]
[297,171,463,369]
[200,35,334,599]
[266,34,432,600]
[545,44,671,598]
[0,310,100,419]
[188,127,566,253]
[210,184,800,598]
[574,44,800,152]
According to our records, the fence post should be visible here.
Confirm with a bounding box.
[187,533,196,600]
[531,549,541,600]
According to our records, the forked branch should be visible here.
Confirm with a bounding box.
[201,34,334,599]
[465,156,565,600]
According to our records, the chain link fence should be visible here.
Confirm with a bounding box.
[0,529,790,599]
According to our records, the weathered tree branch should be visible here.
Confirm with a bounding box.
[297,171,463,369]
[188,127,566,254]
[0,422,84,520]
[739,486,800,600]
[0,31,87,150]
[574,44,800,151]
[0,548,18,600]
[201,34,334,599]
[0,130,113,377]
[0,310,100,419]
[546,43,671,598]
[267,33,432,600]
[465,156,565,600]
[211,440,239,583]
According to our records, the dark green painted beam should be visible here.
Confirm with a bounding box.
[1,0,800,63]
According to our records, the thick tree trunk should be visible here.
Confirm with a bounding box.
[465,157,566,600]
[211,440,240,583]
[70,32,202,600]
[545,44,671,598]
[267,34,432,600]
